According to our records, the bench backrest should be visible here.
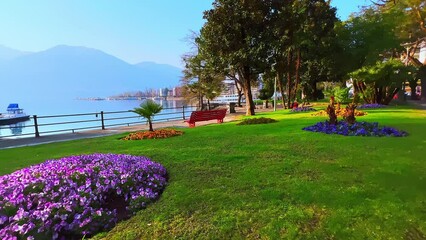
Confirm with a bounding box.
[188,109,227,123]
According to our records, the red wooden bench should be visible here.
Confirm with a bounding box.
[185,109,227,127]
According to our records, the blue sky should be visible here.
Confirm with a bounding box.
[0,0,370,68]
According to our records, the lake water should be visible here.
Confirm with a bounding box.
[0,99,194,138]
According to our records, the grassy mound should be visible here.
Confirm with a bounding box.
[237,117,278,125]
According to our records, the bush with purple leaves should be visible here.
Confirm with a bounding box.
[290,107,316,113]
[302,121,407,137]
[358,103,387,109]
[0,153,167,239]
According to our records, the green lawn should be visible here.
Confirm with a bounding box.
[1,105,425,239]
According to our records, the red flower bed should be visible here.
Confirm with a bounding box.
[122,129,184,140]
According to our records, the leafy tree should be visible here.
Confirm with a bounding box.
[372,0,426,100]
[132,100,163,131]
[350,59,414,104]
[258,76,274,108]
[198,0,271,115]
[267,0,337,106]
[182,52,224,110]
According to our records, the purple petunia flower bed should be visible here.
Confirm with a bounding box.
[0,153,167,239]
[358,103,387,109]
[290,107,316,113]
[303,121,407,137]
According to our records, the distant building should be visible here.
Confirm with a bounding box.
[172,87,183,97]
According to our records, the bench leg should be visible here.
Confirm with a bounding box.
[217,119,223,123]
[188,123,195,128]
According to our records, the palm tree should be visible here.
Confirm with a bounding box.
[132,100,163,131]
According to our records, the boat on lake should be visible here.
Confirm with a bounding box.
[0,103,30,126]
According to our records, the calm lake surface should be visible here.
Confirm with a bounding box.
[0,99,193,138]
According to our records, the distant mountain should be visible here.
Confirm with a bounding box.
[0,45,182,101]
[0,45,30,61]
[134,61,182,87]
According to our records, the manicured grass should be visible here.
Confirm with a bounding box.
[1,105,425,239]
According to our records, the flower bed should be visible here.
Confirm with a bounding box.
[237,117,278,125]
[290,107,316,113]
[358,103,387,109]
[311,108,367,117]
[0,154,167,239]
[302,121,407,137]
[122,129,184,140]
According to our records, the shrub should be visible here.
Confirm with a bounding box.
[0,154,167,239]
[122,129,184,140]
[237,117,278,125]
[290,107,316,113]
[302,121,407,137]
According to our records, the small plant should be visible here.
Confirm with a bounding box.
[326,104,338,125]
[237,117,278,125]
[344,103,357,124]
[122,129,184,140]
[132,100,163,131]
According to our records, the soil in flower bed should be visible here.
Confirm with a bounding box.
[302,121,408,137]
[237,117,278,125]
[0,153,167,239]
[311,108,367,117]
[290,107,316,113]
[122,128,184,140]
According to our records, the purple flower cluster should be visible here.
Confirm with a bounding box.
[302,121,408,137]
[290,107,316,113]
[0,153,167,239]
[358,103,387,109]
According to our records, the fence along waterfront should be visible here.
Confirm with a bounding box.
[0,106,195,139]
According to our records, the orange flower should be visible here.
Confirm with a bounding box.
[122,129,184,140]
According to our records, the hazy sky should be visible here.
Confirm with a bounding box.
[0,0,370,68]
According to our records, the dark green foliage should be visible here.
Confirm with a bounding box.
[237,117,278,125]
[350,59,416,104]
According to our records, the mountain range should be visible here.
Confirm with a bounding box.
[0,45,182,101]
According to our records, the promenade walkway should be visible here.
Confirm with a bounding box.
[0,107,263,149]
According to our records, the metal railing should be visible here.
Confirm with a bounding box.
[0,106,196,139]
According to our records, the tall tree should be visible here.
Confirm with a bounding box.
[182,53,224,110]
[373,0,426,100]
[198,0,271,115]
[267,0,337,106]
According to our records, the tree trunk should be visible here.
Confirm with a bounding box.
[292,49,301,101]
[234,79,244,107]
[148,120,153,131]
[277,72,287,109]
[383,88,399,105]
[419,66,426,102]
[408,80,418,100]
[243,66,255,116]
[286,50,293,109]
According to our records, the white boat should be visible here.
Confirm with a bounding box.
[0,103,30,126]
[210,94,244,104]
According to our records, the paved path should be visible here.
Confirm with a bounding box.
[0,108,254,149]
